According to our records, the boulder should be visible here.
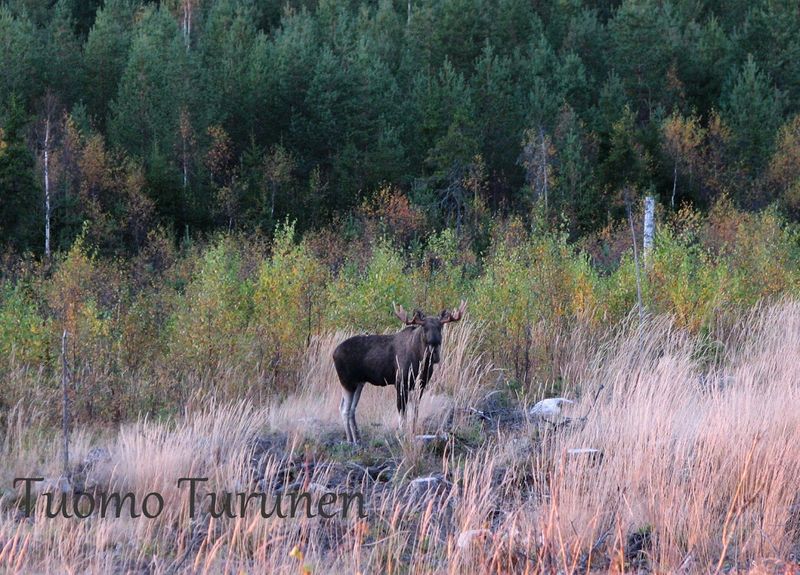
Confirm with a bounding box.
[456,529,492,549]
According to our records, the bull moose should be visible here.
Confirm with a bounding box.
[333,300,467,443]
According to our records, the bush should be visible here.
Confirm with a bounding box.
[252,221,328,386]
[326,239,413,331]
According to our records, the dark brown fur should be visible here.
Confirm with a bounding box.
[333,302,465,443]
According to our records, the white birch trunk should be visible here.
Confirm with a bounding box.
[643,195,656,262]
[671,163,677,208]
[183,0,192,50]
[44,116,51,258]
[541,131,548,213]
[182,137,189,190]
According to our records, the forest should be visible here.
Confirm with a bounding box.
[1,0,800,256]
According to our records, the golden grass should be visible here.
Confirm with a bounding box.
[1,303,799,573]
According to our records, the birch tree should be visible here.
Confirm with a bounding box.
[36,92,62,258]
[520,127,556,213]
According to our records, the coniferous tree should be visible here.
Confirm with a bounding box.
[83,0,136,127]
[721,55,782,180]
[45,1,84,107]
[108,7,187,161]
[0,8,41,107]
[0,95,40,250]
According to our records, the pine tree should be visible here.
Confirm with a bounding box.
[472,43,523,181]
[45,0,84,107]
[83,0,136,127]
[199,0,261,142]
[608,0,679,119]
[0,7,41,107]
[721,54,782,177]
[108,6,188,160]
[0,95,40,251]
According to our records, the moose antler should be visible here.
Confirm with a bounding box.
[441,300,467,324]
[393,302,425,325]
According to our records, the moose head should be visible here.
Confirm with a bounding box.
[392,300,467,365]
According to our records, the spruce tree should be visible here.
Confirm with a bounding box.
[0,95,39,251]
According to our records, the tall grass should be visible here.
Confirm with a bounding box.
[2,302,799,573]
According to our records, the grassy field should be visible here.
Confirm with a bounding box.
[2,302,799,573]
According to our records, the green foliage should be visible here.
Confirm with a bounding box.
[646,229,731,331]
[473,227,599,382]
[83,0,136,126]
[722,54,783,181]
[108,6,188,159]
[167,237,252,375]
[2,0,800,251]
[413,228,467,311]
[0,283,50,371]
[326,239,413,332]
[252,221,327,380]
[0,94,39,251]
[0,7,41,104]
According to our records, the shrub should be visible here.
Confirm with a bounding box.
[326,239,413,331]
[252,221,328,385]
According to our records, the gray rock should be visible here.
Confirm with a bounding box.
[566,448,603,464]
[409,475,445,496]
[456,529,492,549]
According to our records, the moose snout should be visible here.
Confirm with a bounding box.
[428,346,441,364]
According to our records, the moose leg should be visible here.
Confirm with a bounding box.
[340,390,355,443]
[348,382,365,444]
[396,382,408,433]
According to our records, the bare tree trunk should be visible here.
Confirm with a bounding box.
[541,130,548,214]
[626,192,644,326]
[183,0,193,50]
[182,139,189,190]
[643,195,656,263]
[671,163,677,209]
[270,182,276,222]
[44,115,51,258]
[61,330,71,477]
[407,0,412,25]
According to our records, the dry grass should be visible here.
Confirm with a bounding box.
[1,304,800,574]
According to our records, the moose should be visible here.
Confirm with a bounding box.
[333,301,467,443]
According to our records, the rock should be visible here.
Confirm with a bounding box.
[37,476,71,495]
[456,529,492,549]
[366,464,393,482]
[409,475,445,496]
[306,482,329,494]
[415,433,450,447]
[529,397,574,419]
[83,447,112,467]
[73,447,113,491]
[566,448,603,464]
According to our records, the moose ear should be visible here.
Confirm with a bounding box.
[439,309,451,321]
[411,309,426,324]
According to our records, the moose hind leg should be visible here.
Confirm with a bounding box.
[340,390,354,443]
[348,382,365,444]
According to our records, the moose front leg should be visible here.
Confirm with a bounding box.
[396,381,409,433]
